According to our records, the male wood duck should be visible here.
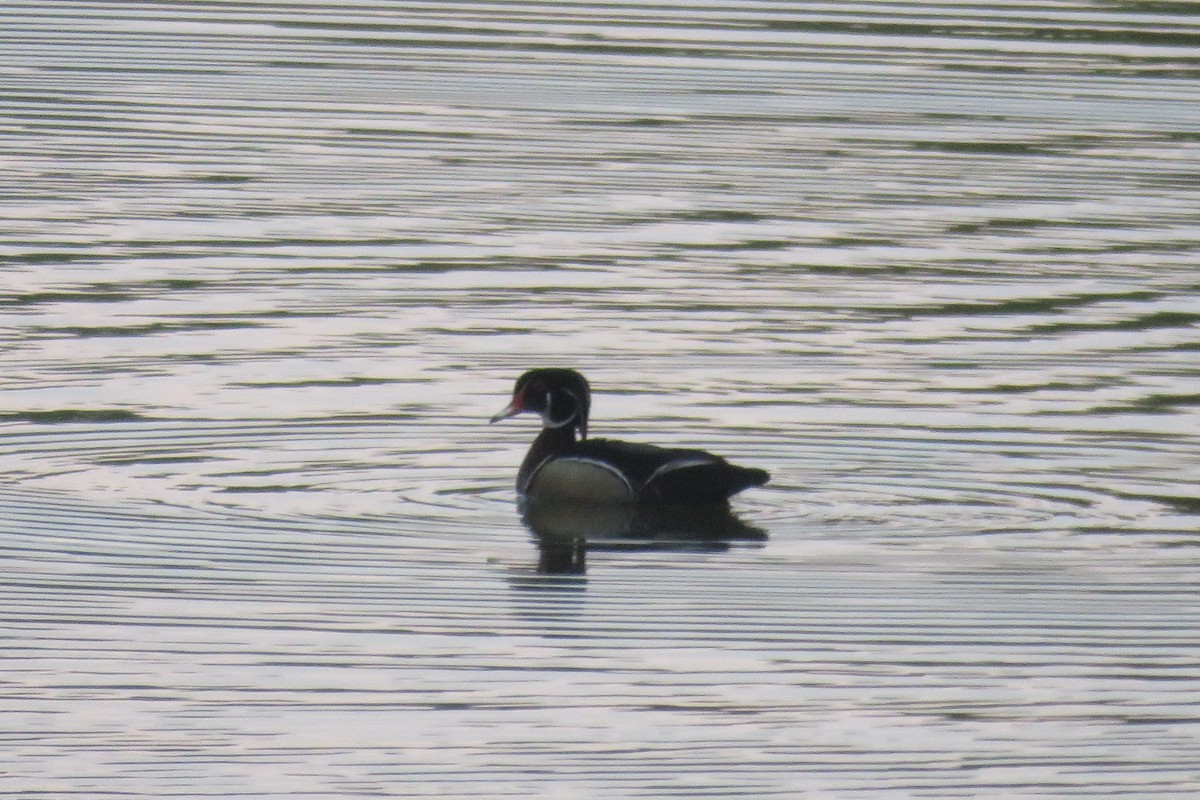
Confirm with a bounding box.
[490,368,769,505]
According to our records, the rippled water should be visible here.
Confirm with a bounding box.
[2,2,1199,797]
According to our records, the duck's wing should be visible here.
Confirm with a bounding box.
[569,438,767,504]
[642,459,769,504]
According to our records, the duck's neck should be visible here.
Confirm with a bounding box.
[518,424,579,493]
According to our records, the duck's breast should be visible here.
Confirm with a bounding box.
[524,456,636,505]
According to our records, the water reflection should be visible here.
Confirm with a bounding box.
[521,499,767,575]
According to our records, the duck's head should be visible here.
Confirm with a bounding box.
[489,368,591,439]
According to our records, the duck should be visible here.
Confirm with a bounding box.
[490,368,769,505]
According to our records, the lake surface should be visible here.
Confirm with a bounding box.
[2,2,1199,797]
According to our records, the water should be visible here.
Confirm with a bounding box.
[2,2,1199,797]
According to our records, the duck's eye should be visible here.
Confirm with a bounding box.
[516,382,546,411]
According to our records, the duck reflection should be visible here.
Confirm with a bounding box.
[522,499,767,576]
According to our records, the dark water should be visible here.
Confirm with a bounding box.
[2,2,1199,797]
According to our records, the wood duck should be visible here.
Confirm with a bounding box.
[490,368,769,505]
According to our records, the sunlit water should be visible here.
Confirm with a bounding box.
[1,2,1199,797]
